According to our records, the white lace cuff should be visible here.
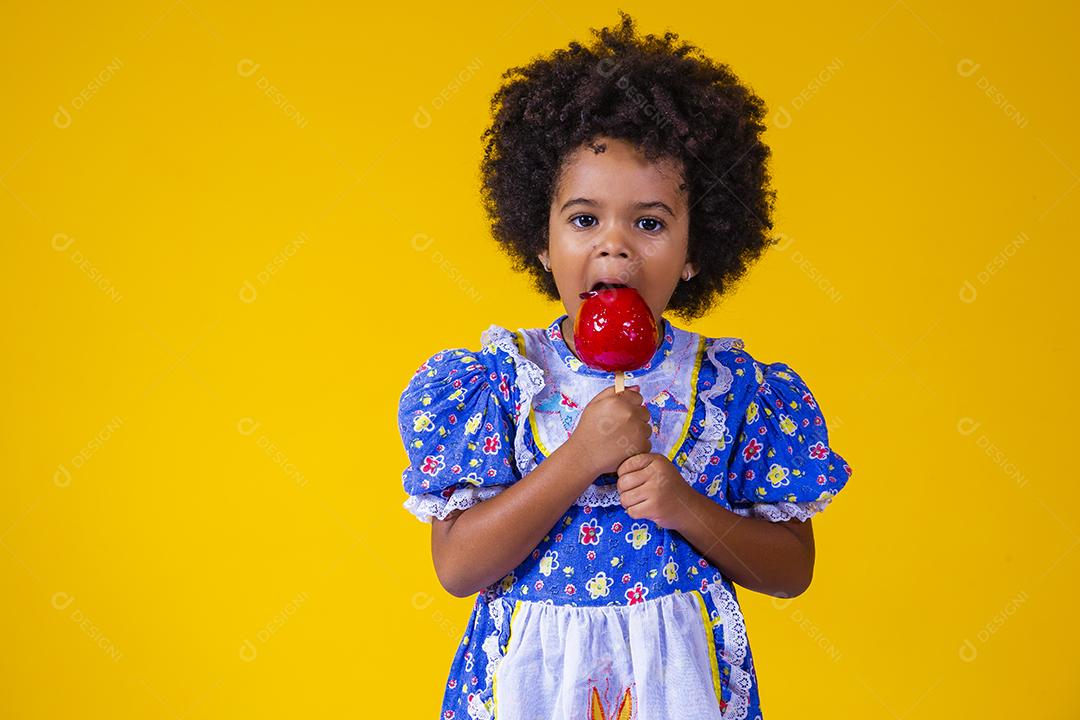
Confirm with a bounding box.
[403,484,507,523]
[729,497,834,523]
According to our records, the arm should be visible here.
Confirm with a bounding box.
[670,490,816,598]
[430,438,599,598]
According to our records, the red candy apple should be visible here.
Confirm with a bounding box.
[574,285,658,392]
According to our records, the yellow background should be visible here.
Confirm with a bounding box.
[2,1,1076,717]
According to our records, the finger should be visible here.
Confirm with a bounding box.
[622,493,649,514]
[616,469,648,492]
[617,453,654,477]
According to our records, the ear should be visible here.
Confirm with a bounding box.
[682,260,697,279]
[538,249,550,269]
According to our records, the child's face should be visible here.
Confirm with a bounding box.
[540,135,694,331]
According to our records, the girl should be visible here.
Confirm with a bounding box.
[398,12,853,720]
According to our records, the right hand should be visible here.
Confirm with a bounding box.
[567,384,653,477]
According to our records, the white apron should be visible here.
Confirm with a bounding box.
[492,588,728,719]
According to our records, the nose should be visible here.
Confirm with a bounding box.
[594,227,632,258]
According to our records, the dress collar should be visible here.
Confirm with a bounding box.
[544,314,675,379]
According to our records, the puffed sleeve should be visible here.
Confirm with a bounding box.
[398,347,520,523]
[722,356,853,522]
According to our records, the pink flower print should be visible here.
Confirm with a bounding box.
[443,711,454,719]
[808,441,829,460]
[626,582,648,605]
[612,522,623,533]
[452,378,462,389]
[559,392,579,409]
[580,518,603,545]
[586,550,596,561]
[565,583,576,595]
[448,678,458,689]
[621,573,631,583]
[499,374,510,401]
[420,454,445,476]
[742,438,764,463]
[483,434,501,454]
[535,580,544,591]
[655,546,664,557]
[698,558,708,568]
[816,473,828,486]
[451,464,461,474]
[802,391,816,409]
[583,505,592,514]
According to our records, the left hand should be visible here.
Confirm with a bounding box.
[616,453,695,530]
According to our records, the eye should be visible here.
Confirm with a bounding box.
[637,217,664,233]
[569,214,597,229]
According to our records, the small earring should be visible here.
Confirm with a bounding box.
[541,259,550,272]
[682,271,694,281]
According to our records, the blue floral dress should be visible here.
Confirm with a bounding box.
[398,314,853,720]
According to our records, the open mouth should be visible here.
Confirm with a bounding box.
[589,281,629,292]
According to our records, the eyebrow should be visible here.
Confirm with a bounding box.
[560,197,676,218]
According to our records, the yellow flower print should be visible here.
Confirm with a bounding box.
[778,414,797,436]
[447,387,466,404]
[706,475,723,498]
[539,550,559,577]
[662,558,679,583]
[499,572,517,594]
[459,472,482,487]
[566,356,584,371]
[754,364,764,385]
[774,370,793,381]
[746,400,759,424]
[625,523,652,550]
[464,412,482,435]
[413,411,436,433]
[765,463,791,489]
[586,571,614,599]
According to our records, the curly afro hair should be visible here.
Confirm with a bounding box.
[479,10,779,322]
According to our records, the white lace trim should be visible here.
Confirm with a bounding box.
[574,482,622,507]
[729,497,834,523]
[480,325,547,482]
[707,579,753,720]
[466,595,513,720]
[678,338,738,489]
[402,484,507,523]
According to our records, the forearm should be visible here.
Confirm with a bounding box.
[434,439,598,597]
[670,490,813,598]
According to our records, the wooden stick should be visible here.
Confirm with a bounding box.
[615,370,625,394]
